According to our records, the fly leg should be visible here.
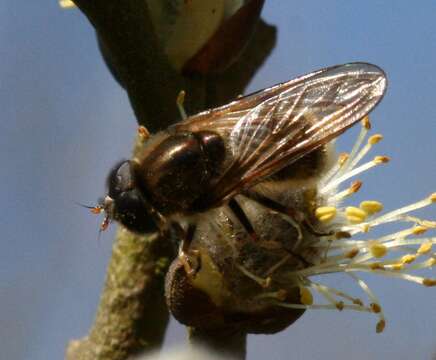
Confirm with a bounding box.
[173,222,201,277]
[242,190,333,238]
[241,190,325,267]
[228,198,258,241]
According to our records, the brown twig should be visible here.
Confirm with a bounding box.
[65,1,276,359]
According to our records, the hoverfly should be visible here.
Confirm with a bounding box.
[96,63,387,275]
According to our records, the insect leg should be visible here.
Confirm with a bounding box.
[228,198,258,241]
[174,222,201,277]
[242,190,332,237]
[241,191,315,266]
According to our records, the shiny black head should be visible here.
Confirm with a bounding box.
[103,160,158,234]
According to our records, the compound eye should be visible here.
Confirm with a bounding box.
[115,189,157,234]
[107,160,134,198]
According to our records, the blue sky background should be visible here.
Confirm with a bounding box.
[1,1,435,359]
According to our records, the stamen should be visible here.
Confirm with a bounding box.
[256,289,288,301]
[321,156,389,194]
[369,242,388,258]
[236,264,271,288]
[417,241,432,255]
[315,206,337,223]
[299,286,314,305]
[338,117,370,175]
[265,254,291,276]
[330,181,362,203]
[366,194,436,228]
[176,90,187,120]
[347,133,384,172]
[360,200,383,215]
[345,206,368,224]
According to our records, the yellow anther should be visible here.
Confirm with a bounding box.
[370,262,385,270]
[417,241,432,255]
[421,220,436,228]
[360,200,383,215]
[338,153,349,166]
[401,254,416,264]
[299,286,313,305]
[353,298,364,306]
[362,224,371,233]
[345,206,367,224]
[368,134,383,145]
[428,258,436,267]
[391,263,404,271]
[350,180,363,193]
[369,242,388,258]
[422,278,436,287]
[412,226,428,235]
[374,155,390,164]
[362,116,371,129]
[429,193,436,203]
[370,303,381,313]
[345,247,359,259]
[376,319,386,333]
[335,301,345,311]
[59,0,76,8]
[315,206,337,223]
[276,289,288,301]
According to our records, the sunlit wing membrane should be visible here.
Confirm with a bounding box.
[175,63,387,204]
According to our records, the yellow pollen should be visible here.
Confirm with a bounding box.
[370,262,385,270]
[362,224,371,233]
[360,200,383,215]
[391,263,404,271]
[374,155,390,164]
[335,301,345,311]
[345,248,360,259]
[401,254,416,264]
[350,180,363,193]
[370,303,381,313]
[422,278,436,287]
[368,134,383,145]
[417,242,432,255]
[412,226,429,235]
[59,0,76,8]
[338,153,349,166]
[345,206,367,224]
[429,193,436,202]
[315,207,337,223]
[376,319,386,333]
[299,286,313,305]
[369,242,388,258]
[362,116,371,129]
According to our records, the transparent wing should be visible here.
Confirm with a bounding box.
[173,63,387,203]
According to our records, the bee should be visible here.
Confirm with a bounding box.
[95,62,387,276]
